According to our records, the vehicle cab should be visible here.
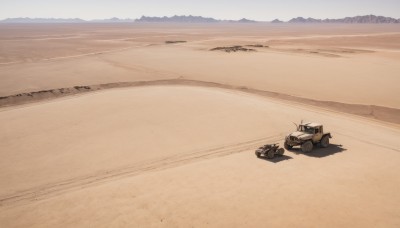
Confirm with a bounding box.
[298,122,323,143]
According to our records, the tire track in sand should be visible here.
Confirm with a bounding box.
[0,133,285,208]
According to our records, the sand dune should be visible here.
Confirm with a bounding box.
[0,85,399,227]
[1,37,399,110]
[1,79,400,125]
[1,23,400,227]
[1,24,400,107]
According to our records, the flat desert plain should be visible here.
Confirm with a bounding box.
[0,23,400,227]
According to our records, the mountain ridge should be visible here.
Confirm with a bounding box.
[1,15,399,23]
[134,15,257,23]
[288,15,399,23]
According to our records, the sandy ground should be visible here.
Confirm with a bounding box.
[1,23,400,227]
[0,86,399,227]
[0,24,400,108]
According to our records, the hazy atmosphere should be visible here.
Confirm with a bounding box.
[1,0,400,20]
[1,1,400,228]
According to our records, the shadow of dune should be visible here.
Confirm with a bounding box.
[287,144,346,158]
[257,155,293,163]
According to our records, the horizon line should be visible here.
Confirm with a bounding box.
[1,14,400,22]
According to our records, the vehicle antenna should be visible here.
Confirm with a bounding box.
[292,122,298,130]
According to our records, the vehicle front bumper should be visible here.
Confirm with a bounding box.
[285,136,301,146]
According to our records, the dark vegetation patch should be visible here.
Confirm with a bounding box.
[165,41,187,44]
[210,46,256,53]
[74,86,91,90]
[246,44,269,48]
[0,86,94,107]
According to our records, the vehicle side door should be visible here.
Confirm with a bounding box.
[312,126,323,142]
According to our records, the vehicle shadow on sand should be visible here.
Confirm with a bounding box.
[287,144,346,158]
[257,155,293,163]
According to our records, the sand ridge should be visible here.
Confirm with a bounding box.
[1,79,400,125]
[1,85,399,227]
[1,37,399,109]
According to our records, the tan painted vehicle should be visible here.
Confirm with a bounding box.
[255,143,285,159]
[284,122,332,152]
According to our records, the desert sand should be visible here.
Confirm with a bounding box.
[0,23,400,227]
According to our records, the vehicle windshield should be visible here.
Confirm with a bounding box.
[299,125,314,134]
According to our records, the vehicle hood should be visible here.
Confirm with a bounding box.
[288,131,313,140]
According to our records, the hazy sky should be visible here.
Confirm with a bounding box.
[1,0,400,21]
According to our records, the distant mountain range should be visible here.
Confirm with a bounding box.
[135,15,218,23]
[135,15,256,23]
[0,15,398,24]
[288,15,399,23]
[271,19,284,23]
[0,15,257,24]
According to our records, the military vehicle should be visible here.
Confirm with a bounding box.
[284,122,331,152]
[255,143,285,159]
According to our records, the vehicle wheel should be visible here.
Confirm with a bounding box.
[301,141,313,153]
[284,141,292,150]
[320,135,330,148]
[277,148,285,156]
[267,150,275,159]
